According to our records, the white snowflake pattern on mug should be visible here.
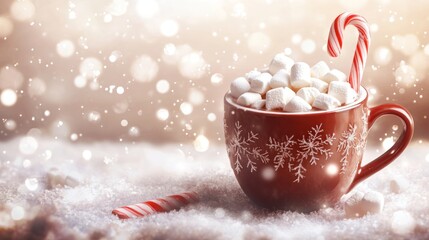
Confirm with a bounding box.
[226,116,367,182]
[227,121,269,173]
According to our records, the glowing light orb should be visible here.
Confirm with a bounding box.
[301,39,316,54]
[80,58,103,79]
[210,73,224,85]
[156,108,169,121]
[1,89,17,107]
[382,137,395,150]
[19,136,38,155]
[130,55,159,82]
[207,113,216,122]
[120,119,128,127]
[160,19,179,37]
[0,16,13,37]
[374,47,392,65]
[5,119,16,130]
[82,150,92,160]
[136,0,159,19]
[394,61,416,86]
[0,66,24,90]
[247,32,271,53]
[261,167,275,181]
[25,178,38,191]
[180,102,193,115]
[188,88,204,106]
[178,52,207,79]
[128,126,140,137]
[56,40,75,58]
[87,111,101,122]
[10,0,35,22]
[156,79,170,94]
[326,164,339,176]
[28,78,46,96]
[116,86,125,95]
[11,206,25,221]
[74,75,87,88]
[194,134,209,152]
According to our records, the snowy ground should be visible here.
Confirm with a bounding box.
[0,137,429,239]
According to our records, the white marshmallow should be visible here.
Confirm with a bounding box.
[310,78,329,93]
[269,53,294,75]
[237,92,262,107]
[312,93,341,110]
[290,62,311,90]
[283,96,312,112]
[311,61,330,78]
[47,168,79,189]
[344,190,384,218]
[344,191,365,218]
[389,177,409,194]
[245,70,261,82]
[328,81,358,105]
[250,72,271,94]
[251,99,266,110]
[296,87,320,105]
[266,87,295,110]
[322,69,347,83]
[230,77,251,98]
[269,69,290,89]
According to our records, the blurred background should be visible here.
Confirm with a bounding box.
[0,0,428,151]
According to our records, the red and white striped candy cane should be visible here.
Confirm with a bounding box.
[112,191,199,219]
[327,12,371,92]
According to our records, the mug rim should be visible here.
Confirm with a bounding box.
[225,86,368,116]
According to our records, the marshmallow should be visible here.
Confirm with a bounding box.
[283,96,312,112]
[237,92,262,107]
[250,72,272,94]
[296,87,320,105]
[266,87,295,110]
[310,78,329,93]
[322,69,347,83]
[311,61,330,78]
[269,53,294,75]
[312,93,341,110]
[269,69,290,89]
[251,99,266,110]
[389,177,409,194]
[328,81,358,105]
[230,77,251,98]
[245,70,261,82]
[290,62,312,90]
[47,168,79,189]
[344,191,384,218]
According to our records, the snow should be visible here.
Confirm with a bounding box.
[0,137,429,239]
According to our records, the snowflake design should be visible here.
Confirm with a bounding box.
[227,121,269,173]
[292,124,336,183]
[337,124,358,173]
[337,110,369,173]
[266,135,296,171]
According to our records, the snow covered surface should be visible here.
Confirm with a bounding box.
[0,137,429,239]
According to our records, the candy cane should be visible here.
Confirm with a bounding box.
[327,12,371,92]
[112,191,199,219]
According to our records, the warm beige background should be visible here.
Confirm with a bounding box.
[0,0,427,147]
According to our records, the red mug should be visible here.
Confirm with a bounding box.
[223,87,413,212]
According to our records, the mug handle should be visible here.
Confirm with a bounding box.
[348,104,414,191]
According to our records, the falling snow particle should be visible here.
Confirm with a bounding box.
[207,113,217,122]
[374,47,392,65]
[5,119,17,130]
[178,52,207,79]
[74,75,87,88]
[80,58,103,79]
[87,111,101,122]
[120,119,128,127]
[160,19,179,37]
[210,73,224,85]
[11,206,25,221]
[116,86,125,95]
[128,126,140,137]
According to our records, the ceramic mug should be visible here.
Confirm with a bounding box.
[223,87,413,212]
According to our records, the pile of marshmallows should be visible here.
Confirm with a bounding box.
[229,53,358,112]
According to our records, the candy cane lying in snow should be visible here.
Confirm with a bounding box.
[112,191,199,219]
[327,12,371,92]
